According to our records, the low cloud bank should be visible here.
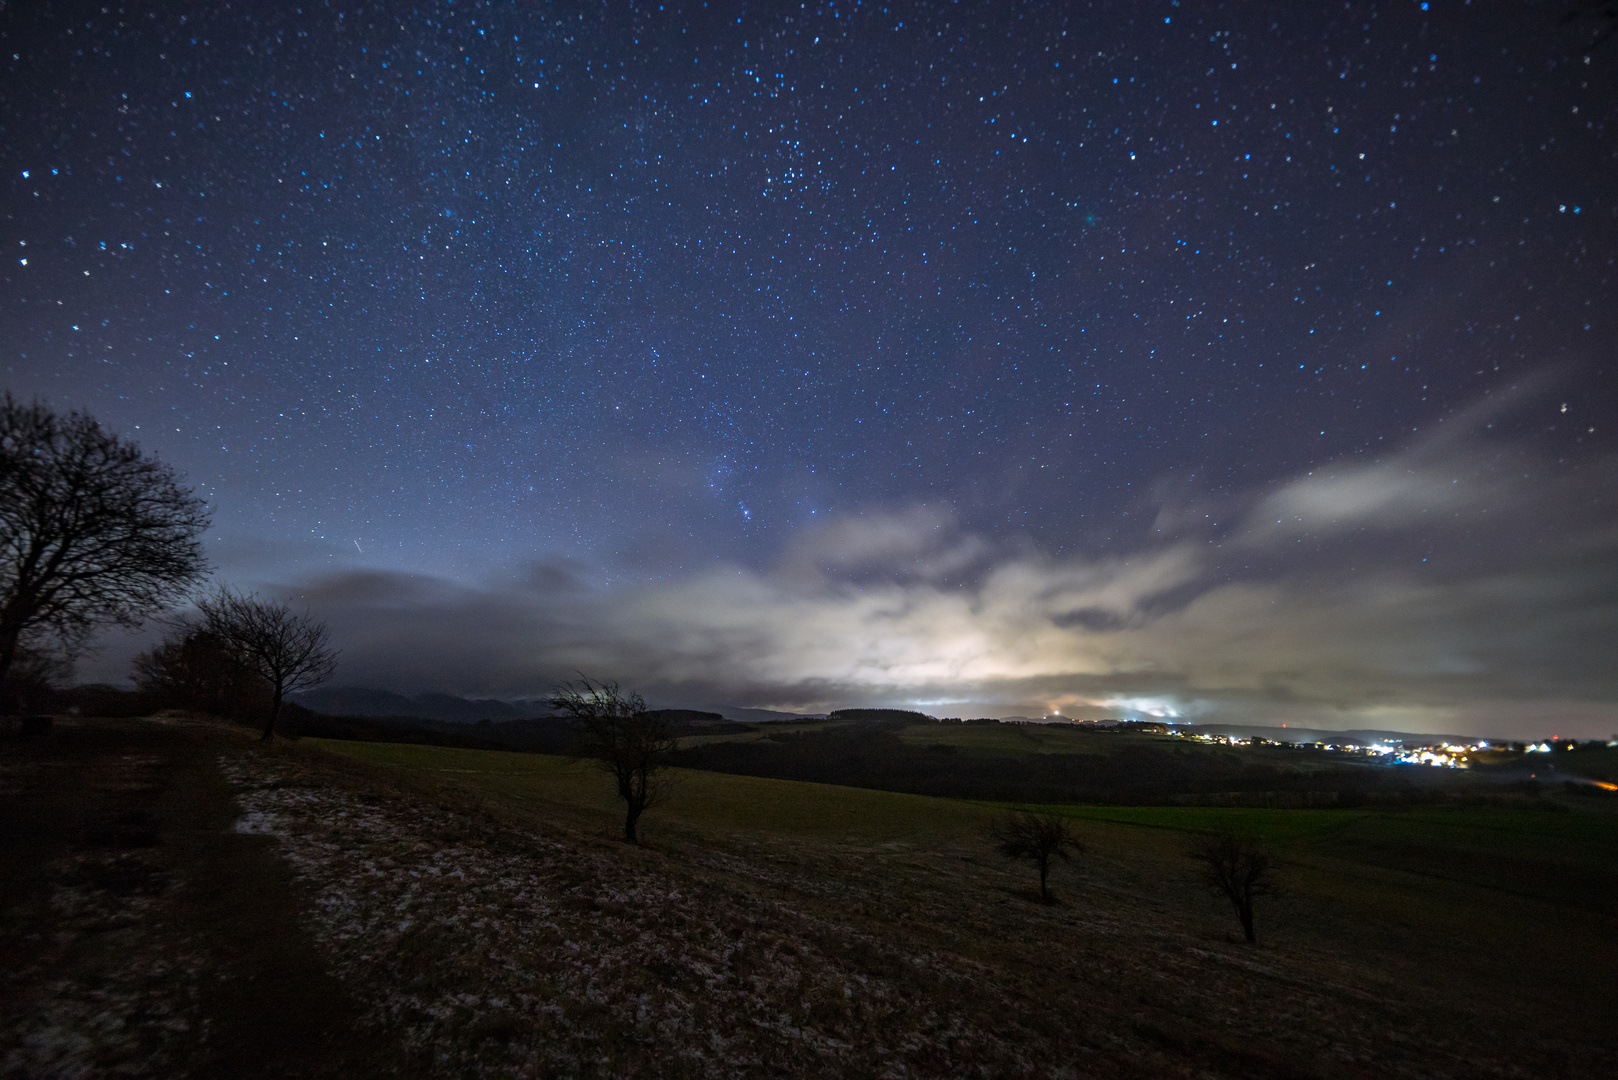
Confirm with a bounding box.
[247,411,1618,740]
[54,403,1593,741]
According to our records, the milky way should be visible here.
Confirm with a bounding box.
[4,3,1615,734]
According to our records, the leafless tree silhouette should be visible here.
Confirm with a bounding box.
[195,588,338,739]
[991,809,1083,902]
[548,676,674,843]
[0,394,209,704]
[1191,832,1275,944]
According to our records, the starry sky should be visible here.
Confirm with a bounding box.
[4,1,1615,736]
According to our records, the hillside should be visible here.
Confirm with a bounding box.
[7,716,1615,1078]
[288,687,550,723]
[265,703,1618,805]
[666,716,1618,805]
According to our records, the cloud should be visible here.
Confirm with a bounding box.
[607,540,1201,691]
[772,505,993,585]
[83,401,1614,740]
[1230,380,1605,559]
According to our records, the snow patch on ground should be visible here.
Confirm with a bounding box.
[219,753,1034,1079]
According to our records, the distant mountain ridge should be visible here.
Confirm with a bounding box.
[718,706,828,724]
[287,689,1487,744]
[290,687,552,723]
[290,687,826,725]
[49,682,784,729]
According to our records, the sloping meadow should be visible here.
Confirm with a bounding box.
[221,752,1059,1078]
[221,740,1618,1079]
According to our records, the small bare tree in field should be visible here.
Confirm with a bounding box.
[195,588,337,740]
[0,394,209,705]
[548,676,674,844]
[1191,832,1275,944]
[992,809,1083,902]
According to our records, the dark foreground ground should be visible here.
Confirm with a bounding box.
[3,717,1616,1078]
[0,718,400,1078]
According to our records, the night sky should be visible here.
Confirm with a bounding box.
[4,2,1615,736]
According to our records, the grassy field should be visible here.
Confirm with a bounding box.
[301,738,1618,1077]
[317,737,1618,916]
[297,710,1617,807]
[13,722,1611,1077]
[317,739,998,840]
[692,717,1204,757]
[663,716,1533,807]
[896,720,1100,755]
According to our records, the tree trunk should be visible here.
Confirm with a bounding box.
[1238,899,1256,943]
[0,619,21,694]
[624,801,642,844]
[1038,856,1050,901]
[262,685,282,741]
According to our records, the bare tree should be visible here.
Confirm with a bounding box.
[548,676,674,844]
[132,622,269,721]
[991,809,1083,902]
[195,588,338,739]
[0,394,210,704]
[1191,832,1275,944]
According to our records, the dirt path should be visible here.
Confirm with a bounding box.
[0,719,396,1079]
